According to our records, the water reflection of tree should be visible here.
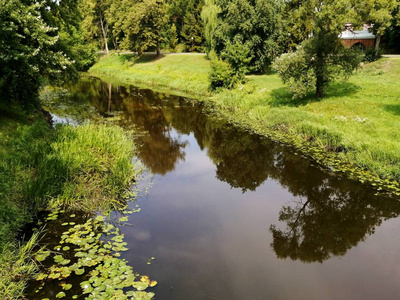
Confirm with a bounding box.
[268,167,400,263]
[206,127,272,192]
[55,78,400,263]
[186,120,400,263]
[116,88,189,175]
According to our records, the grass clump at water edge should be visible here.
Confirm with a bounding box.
[0,110,143,298]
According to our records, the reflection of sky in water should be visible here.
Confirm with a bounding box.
[50,113,79,126]
[121,129,400,300]
[43,78,400,300]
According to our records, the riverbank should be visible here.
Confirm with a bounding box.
[0,107,141,298]
[89,53,400,197]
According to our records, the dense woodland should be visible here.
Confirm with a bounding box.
[1,0,399,106]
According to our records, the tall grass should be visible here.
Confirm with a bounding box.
[47,123,140,211]
[0,233,41,299]
[0,111,140,298]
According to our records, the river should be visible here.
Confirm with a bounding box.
[32,77,400,299]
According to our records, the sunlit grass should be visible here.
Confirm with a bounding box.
[90,53,211,97]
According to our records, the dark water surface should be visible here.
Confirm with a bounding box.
[40,78,400,299]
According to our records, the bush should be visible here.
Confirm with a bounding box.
[209,58,239,90]
[363,48,382,62]
[272,46,316,99]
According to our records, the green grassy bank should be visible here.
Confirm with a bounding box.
[0,107,140,298]
[89,53,400,196]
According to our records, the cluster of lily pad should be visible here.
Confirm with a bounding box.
[35,213,156,300]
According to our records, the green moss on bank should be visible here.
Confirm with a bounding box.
[89,54,400,196]
[0,109,140,298]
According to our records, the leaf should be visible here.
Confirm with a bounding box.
[54,255,64,263]
[149,280,157,287]
[132,281,148,291]
[75,268,85,275]
[36,273,48,281]
[62,283,73,291]
[35,251,51,262]
[95,215,105,222]
[119,216,128,222]
[56,291,66,298]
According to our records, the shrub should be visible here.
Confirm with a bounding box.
[363,48,382,62]
[209,58,239,90]
[272,46,316,99]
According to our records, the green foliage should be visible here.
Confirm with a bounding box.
[42,124,139,212]
[179,0,205,52]
[118,0,169,55]
[89,53,211,96]
[275,0,362,98]
[0,234,40,298]
[222,39,251,77]
[201,0,220,56]
[363,47,383,62]
[35,215,156,299]
[58,26,97,72]
[168,0,205,52]
[80,0,111,53]
[90,54,400,190]
[273,47,316,99]
[208,0,286,72]
[168,23,179,51]
[209,58,238,90]
[0,0,73,109]
[0,112,141,298]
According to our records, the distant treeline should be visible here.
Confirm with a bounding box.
[1,0,399,108]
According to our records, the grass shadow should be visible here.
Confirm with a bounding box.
[134,53,166,64]
[269,87,320,107]
[324,82,361,99]
[383,104,400,116]
[269,82,360,107]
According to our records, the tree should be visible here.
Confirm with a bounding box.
[201,0,220,57]
[358,0,400,55]
[274,0,361,98]
[180,0,205,52]
[119,0,168,56]
[273,36,360,98]
[206,0,286,72]
[0,0,73,109]
[80,0,111,53]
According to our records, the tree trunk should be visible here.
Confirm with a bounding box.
[315,73,324,98]
[156,40,161,56]
[375,33,381,57]
[107,83,112,113]
[99,13,109,54]
[110,32,118,51]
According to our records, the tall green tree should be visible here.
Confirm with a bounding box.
[0,0,73,109]
[80,0,111,53]
[119,0,169,56]
[166,0,205,52]
[206,0,286,72]
[358,0,400,55]
[274,0,361,98]
[180,0,205,51]
[201,0,220,57]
